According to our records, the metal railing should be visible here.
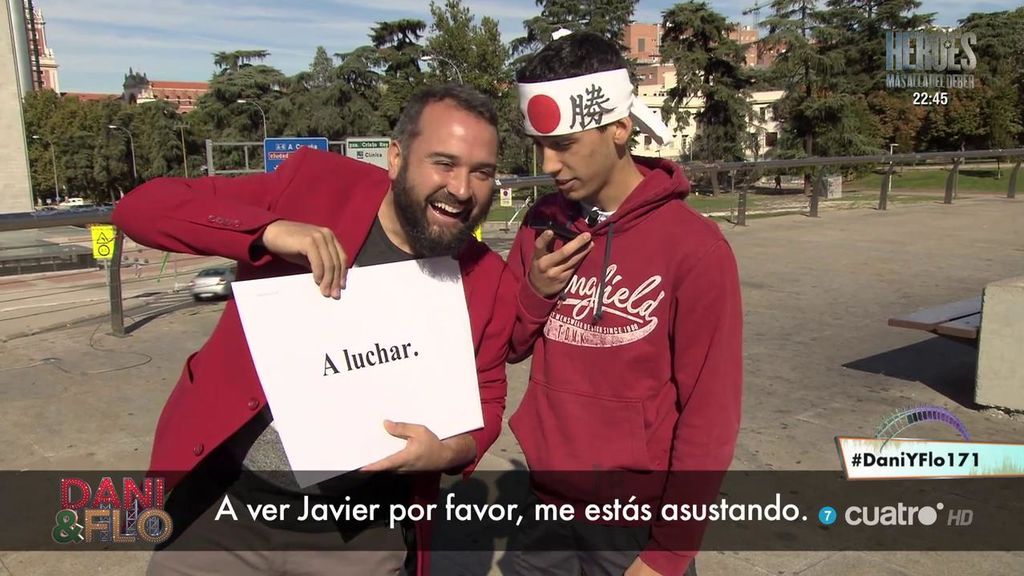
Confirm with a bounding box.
[205,140,349,176]
[0,207,124,336]
[0,148,1019,336]
[496,149,1023,225]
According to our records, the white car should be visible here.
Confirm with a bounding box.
[189,266,236,300]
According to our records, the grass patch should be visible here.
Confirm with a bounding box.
[488,179,956,224]
[686,195,745,213]
[848,168,1013,194]
[487,205,521,222]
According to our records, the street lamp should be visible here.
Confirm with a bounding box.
[31,135,60,204]
[889,143,901,175]
[176,124,189,178]
[237,99,268,140]
[420,54,464,84]
[107,125,137,183]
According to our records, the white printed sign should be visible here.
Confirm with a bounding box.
[232,257,481,487]
[345,137,391,170]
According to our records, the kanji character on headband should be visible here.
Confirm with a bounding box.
[518,44,673,144]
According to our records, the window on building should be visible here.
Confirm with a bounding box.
[643,135,652,148]
[760,107,767,121]
[638,38,646,53]
[765,132,778,147]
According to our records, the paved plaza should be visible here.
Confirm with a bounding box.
[1,195,1022,575]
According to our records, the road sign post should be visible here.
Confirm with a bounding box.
[345,137,391,170]
[91,224,116,260]
[264,137,330,173]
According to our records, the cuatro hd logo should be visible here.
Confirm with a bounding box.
[52,476,173,545]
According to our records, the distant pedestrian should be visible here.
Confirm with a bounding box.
[774,175,782,191]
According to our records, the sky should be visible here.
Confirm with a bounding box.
[33,0,1021,93]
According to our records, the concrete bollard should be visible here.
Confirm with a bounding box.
[976,276,1024,411]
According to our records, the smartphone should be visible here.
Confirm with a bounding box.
[528,219,581,242]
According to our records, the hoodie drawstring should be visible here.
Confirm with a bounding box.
[592,221,614,324]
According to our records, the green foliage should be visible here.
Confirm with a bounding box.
[213,50,271,75]
[760,0,886,160]
[958,8,1024,148]
[424,0,529,173]
[660,2,754,162]
[21,2,1024,206]
[363,19,429,130]
[510,0,638,58]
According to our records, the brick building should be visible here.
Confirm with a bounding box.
[122,69,208,112]
[622,23,783,161]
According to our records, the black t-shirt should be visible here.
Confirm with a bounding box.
[355,216,416,267]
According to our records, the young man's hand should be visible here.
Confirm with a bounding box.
[624,557,662,576]
[259,220,348,298]
[360,422,476,473]
[528,230,593,297]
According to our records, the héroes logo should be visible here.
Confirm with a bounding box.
[52,477,173,544]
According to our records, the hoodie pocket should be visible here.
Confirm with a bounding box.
[510,378,651,472]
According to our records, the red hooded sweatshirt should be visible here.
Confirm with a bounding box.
[506,157,743,574]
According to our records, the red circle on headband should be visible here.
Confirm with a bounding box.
[527,95,560,134]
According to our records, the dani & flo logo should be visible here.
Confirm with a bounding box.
[52,476,173,544]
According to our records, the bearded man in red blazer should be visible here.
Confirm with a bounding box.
[112,84,514,576]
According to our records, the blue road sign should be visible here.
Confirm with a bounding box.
[264,137,329,173]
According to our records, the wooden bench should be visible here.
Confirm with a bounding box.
[888,297,982,346]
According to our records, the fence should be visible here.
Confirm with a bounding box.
[1,148,1019,335]
[204,140,349,176]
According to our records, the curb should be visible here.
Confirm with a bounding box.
[0,291,193,343]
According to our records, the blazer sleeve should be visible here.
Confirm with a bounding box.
[111,148,309,265]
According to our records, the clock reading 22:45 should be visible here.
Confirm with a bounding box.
[912,92,949,106]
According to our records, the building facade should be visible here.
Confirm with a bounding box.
[624,22,661,64]
[2,0,34,213]
[23,4,59,92]
[122,69,208,112]
[623,22,784,161]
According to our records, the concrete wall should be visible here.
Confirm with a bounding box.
[1,0,34,214]
[976,275,1024,411]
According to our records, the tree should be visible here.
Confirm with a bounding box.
[959,8,1024,148]
[510,0,638,58]
[866,90,926,152]
[306,46,335,89]
[334,46,382,97]
[22,90,62,203]
[916,90,985,151]
[276,47,387,141]
[212,50,271,74]
[365,19,428,130]
[761,0,882,188]
[424,0,529,173]
[22,91,144,202]
[817,1,932,153]
[188,59,290,170]
[821,0,933,94]
[660,2,754,169]
[129,100,188,180]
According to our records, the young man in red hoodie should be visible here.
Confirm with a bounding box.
[503,32,743,576]
[112,84,514,575]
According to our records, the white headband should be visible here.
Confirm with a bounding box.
[518,68,674,146]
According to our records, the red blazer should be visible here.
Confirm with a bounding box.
[113,148,514,574]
